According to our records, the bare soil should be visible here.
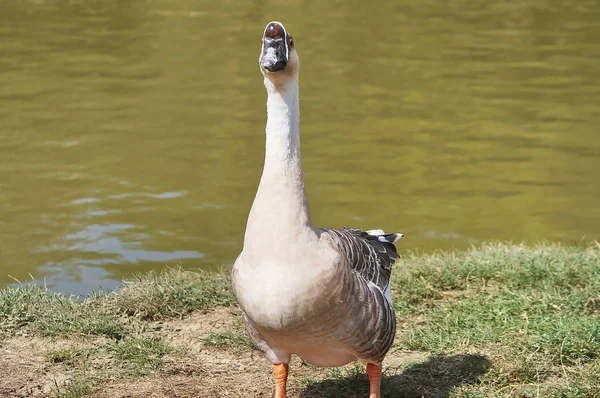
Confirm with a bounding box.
[0,308,430,398]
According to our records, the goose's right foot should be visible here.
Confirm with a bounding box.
[273,363,289,398]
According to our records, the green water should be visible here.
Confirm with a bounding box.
[1,0,599,294]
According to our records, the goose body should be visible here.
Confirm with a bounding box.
[231,21,402,398]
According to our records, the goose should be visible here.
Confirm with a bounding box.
[231,21,403,398]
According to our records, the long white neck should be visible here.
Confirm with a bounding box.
[265,80,301,163]
[244,78,313,249]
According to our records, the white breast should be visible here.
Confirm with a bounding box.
[234,257,334,330]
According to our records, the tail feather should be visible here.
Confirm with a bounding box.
[366,229,404,244]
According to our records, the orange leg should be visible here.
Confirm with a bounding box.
[273,363,289,398]
[367,363,382,398]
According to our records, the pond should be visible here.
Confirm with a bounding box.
[1,0,599,294]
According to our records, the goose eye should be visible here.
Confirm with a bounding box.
[288,36,294,47]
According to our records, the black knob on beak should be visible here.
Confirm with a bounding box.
[265,22,285,40]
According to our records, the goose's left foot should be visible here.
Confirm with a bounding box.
[273,363,289,398]
[367,363,382,398]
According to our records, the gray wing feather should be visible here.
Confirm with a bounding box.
[320,227,400,293]
[320,227,401,363]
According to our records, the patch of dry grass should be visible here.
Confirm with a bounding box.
[111,267,236,320]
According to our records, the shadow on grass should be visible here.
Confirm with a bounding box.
[299,354,491,398]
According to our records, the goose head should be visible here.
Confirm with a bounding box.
[259,21,298,86]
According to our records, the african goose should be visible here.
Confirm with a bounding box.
[231,21,403,398]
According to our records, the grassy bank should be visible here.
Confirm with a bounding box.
[1,242,599,397]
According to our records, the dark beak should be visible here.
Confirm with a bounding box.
[260,22,288,72]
